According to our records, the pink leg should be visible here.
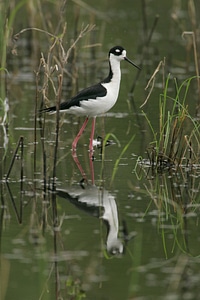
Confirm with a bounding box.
[72,117,89,152]
[72,151,88,182]
[89,156,95,185]
[89,118,96,184]
[89,117,96,153]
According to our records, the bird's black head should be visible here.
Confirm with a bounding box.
[109,46,125,57]
[109,45,141,70]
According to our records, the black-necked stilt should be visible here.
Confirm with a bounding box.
[56,184,123,254]
[40,46,140,152]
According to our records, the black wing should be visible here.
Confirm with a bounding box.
[40,83,107,113]
[60,83,107,110]
[57,189,103,218]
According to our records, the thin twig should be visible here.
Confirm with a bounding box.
[182,31,200,105]
[130,14,159,94]
[63,24,96,65]
[140,59,165,108]
[5,136,24,180]
[52,74,63,191]
[13,27,58,41]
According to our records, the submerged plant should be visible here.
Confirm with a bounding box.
[66,276,86,300]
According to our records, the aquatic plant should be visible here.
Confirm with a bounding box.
[0,0,28,123]
[133,72,200,257]
[140,74,200,172]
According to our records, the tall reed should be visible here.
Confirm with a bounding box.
[0,0,27,121]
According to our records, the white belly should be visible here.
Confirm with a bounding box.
[63,83,120,117]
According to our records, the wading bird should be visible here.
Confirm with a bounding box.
[40,46,140,152]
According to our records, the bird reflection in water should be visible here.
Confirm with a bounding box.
[57,149,124,255]
[57,184,123,255]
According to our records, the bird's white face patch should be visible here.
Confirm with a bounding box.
[110,48,127,62]
[122,49,126,58]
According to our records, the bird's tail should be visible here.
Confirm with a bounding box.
[39,106,56,114]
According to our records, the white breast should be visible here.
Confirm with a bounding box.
[63,57,122,117]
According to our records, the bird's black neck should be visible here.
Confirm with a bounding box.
[102,61,113,84]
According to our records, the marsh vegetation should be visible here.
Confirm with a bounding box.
[1,1,200,299]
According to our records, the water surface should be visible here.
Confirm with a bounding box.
[1,1,200,299]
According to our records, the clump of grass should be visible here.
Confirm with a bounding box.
[132,73,200,256]
[140,74,200,172]
[139,0,200,174]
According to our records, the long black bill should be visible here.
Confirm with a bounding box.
[124,57,141,70]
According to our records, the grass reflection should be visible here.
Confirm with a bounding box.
[133,158,200,258]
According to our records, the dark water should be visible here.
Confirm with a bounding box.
[1,1,200,299]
